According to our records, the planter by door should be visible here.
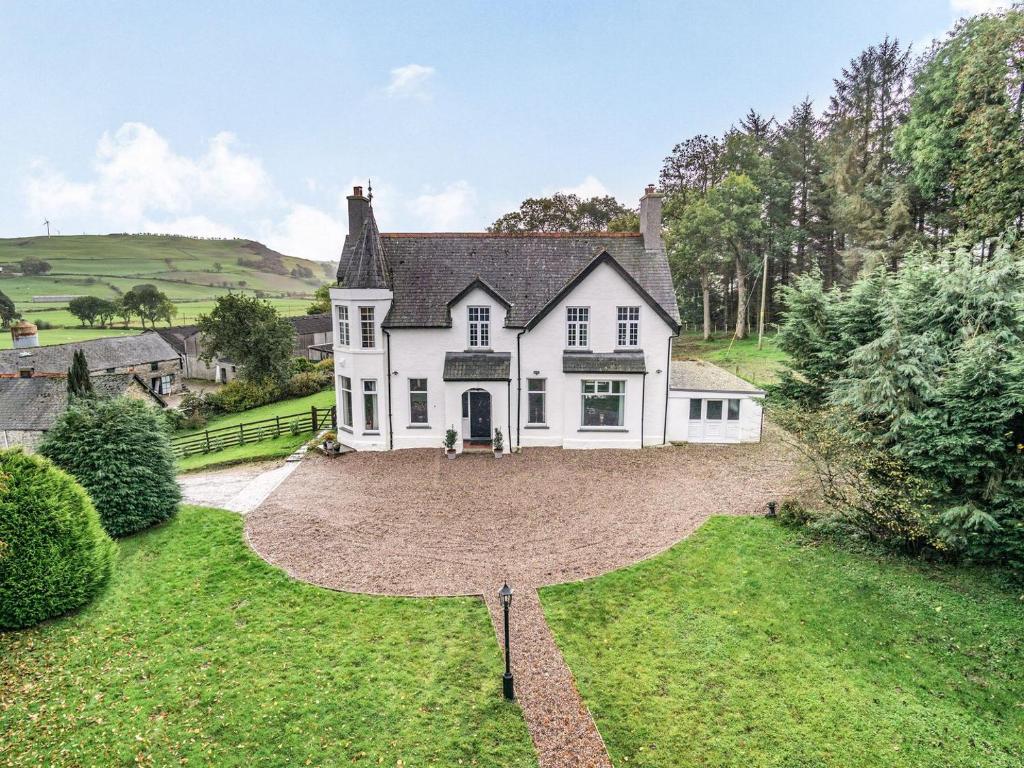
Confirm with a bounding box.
[468,390,492,443]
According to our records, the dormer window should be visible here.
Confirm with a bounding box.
[468,306,490,349]
[566,307,589,349]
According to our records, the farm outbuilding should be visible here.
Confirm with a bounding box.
[666,361,764,444]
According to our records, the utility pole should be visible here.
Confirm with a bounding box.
[43,219,51,237]
[757,252,769,350]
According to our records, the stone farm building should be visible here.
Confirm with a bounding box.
[157,313,333,383]
[0,373,166,451]
[0,331,183,395]
[329,184,764,452]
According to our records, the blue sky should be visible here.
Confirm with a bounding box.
[0,0,1001,260]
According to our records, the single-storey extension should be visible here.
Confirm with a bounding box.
[666,360,764,443]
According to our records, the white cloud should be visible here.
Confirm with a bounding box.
[385,64,436,101]
[407,181,477,230]
[950,0,1007,16]
[23,121,348,261]
[260,204,346,263]
[554,175,613,199]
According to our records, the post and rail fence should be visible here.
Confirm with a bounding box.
[172,405,336,458]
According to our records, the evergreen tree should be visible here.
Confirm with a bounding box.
[67,350,93,398]
[0,289,18,326]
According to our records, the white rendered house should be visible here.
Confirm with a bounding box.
[330,184,762,452]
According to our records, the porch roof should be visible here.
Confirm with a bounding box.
[442,351,511,382]
[562,351,647,374]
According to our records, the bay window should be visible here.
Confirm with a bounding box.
[340,376,353,429]
[581,380,625,427]
[336,305,350,347]
[362,379,378,431]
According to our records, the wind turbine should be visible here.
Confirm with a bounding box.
[43,219,51,237]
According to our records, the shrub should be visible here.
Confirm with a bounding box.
[285,370,329,398]
[205,379,282,414]
[0,449,115,629]
[314,357,334,373]
[289,356,315,375]
[777,498,815,528]
[39,398,181,538]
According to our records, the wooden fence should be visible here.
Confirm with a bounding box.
[172,405,336,458]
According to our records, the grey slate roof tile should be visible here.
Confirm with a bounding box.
[562,351,647,374]
[0,332,180,375]
[442,351,512,381]
[335,213,680,330]
[0,374,162,431]
[669,360,764,394]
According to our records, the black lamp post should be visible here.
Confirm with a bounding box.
[499,582,514,700]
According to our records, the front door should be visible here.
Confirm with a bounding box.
[469,390,491,442]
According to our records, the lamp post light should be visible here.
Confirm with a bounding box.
[766,500,777,518]
[498,582,514,700]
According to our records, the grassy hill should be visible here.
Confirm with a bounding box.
[0,235,334,348]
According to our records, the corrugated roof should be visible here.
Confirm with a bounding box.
[0,332,180,375]
[562,351,647,374]
[669,360,764,394]
[442,351,512,381]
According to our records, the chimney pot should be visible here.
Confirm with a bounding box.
[645,183,656,195]
[353,185,363,197]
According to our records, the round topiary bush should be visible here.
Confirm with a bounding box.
[0,449,115,630]
[40,396,181,538]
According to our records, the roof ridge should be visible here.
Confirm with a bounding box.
[382,231,642,239]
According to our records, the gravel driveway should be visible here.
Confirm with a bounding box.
[246,427,803,768]
[246,426,802,597]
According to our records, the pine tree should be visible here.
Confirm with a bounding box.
[67,350,93,398]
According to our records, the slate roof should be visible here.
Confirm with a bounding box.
[336,208,680,331]
[155,325,199,355]
[0,374,164,431]
[562,351,647,374]
[290,313,332,335]
[0,332,181,375]
[442,351,512,381]
[669,360,764,394]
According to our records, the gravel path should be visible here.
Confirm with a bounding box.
[246,426,803,767]
[178,458,301,513]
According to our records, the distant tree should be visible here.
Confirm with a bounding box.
[68,296,106,327]
[212,262,223,273]
[660,135,724,203]
[19,257,52,275]
[0,290,18,326]
[95,298,118,328]
[666,198,726,340]
[197,293,295,383]
[122,284,173,328]
[607,211,640,232]
[489,193,633,232]
[307,284,332,314]
[113,297,133,328]
[67,350,94,398]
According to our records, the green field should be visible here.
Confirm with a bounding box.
[176,389,337,473]
[541,517,1024,768]
[0,506,535,767]
[0,234,332,348]
[673,332,788,386]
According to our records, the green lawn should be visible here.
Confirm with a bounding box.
[175,389,336,472]
[0,506,536,767]
[673,332,788,386]
[541,517,1024,768]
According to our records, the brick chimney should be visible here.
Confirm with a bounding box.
[347,185,370,239]
[639,183,664,252]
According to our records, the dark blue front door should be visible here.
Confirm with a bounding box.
[469,391,491,441]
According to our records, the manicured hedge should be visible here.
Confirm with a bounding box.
[40,397,181,538]
[0,449,115,629]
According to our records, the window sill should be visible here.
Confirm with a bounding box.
[564,348,591,353]
[578,427,628,433]
[465,348,493,353]
[363,430,381,436]
[523,424,549,430]
[406,424,432,430]
[339,426,353,434]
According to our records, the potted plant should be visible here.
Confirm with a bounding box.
[492,427,504,458]
[443,426,458,459]
[321,431,338,454]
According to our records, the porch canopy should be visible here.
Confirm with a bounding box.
[442,351,511,382]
